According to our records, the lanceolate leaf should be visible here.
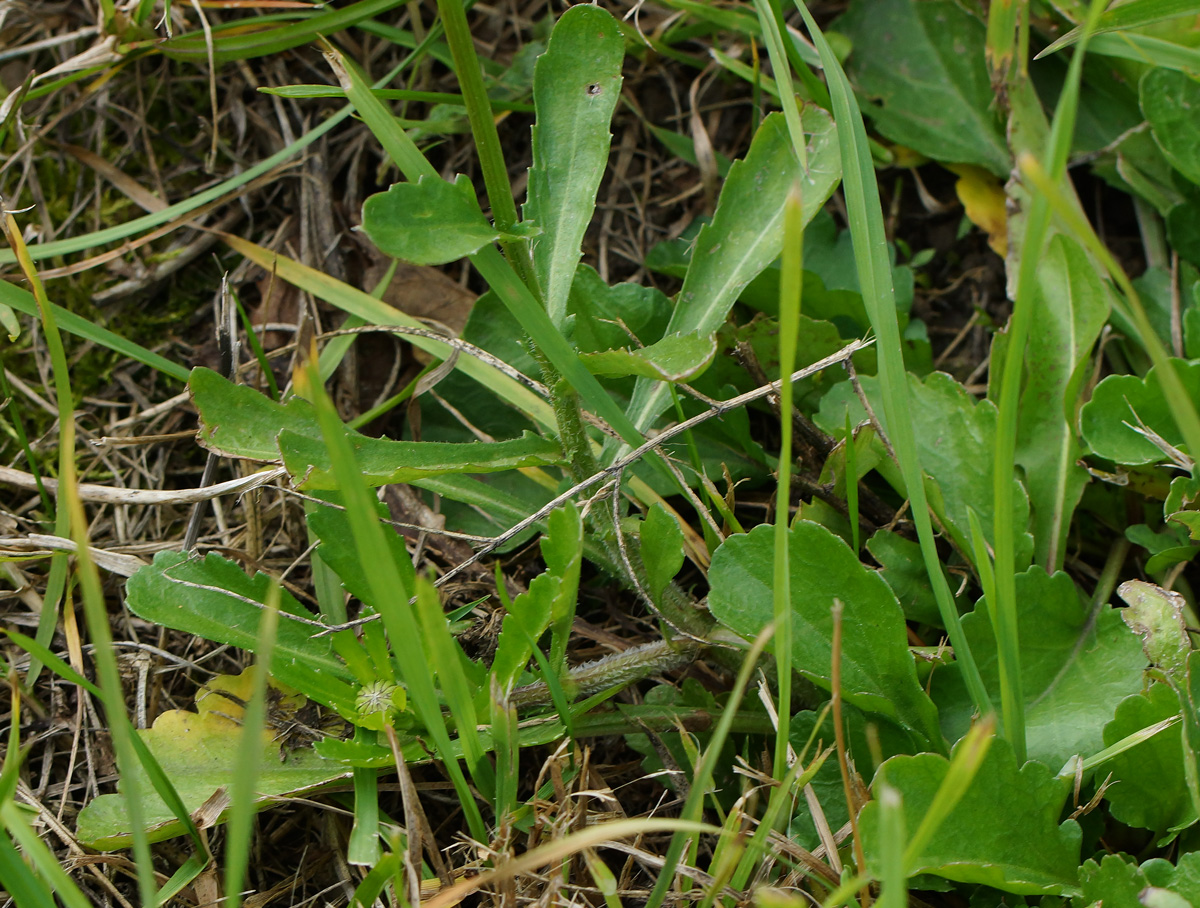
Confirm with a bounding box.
[279,429,564,490]
[1014,234,1109,570]
[525,4,625,324]
[125,552,357,713]
[708,522,941,747]
[579,332,717,381]
[622,108,840,436]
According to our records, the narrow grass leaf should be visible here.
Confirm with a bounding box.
[414,576,495,801]
[217,236,555,431]
[525,4,624,324]
[1,804,93,908]
[1037,0,1200,58]
[224,583,282,908]
[161,0,406,64]
[772,185,804,780]
[0,281,188,381]
[295,357,488,842]
[643,624,775,908]
[794,0,991,725]
[876,783,907,908]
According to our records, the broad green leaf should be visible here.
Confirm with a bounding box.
[834,0,1009,175]
[76,670,351,849]
[1040,0,1200,58]
[1078,853,1200,908]
[278,428,563,490]
[859,737,1081,896]
[126,552,356,714]
[361,174,500,265]
[707,522,941,747]
[932,567,1146,770]
[621,107,841,436]
[640,503,685,604]
[1102,684,1196,833]
[525,4,625,324]
[308,498,417,619]
[816,371,1034,570]
[579,332,717,382]
[1118,579,1191,677]
[1014,235,1110,570]
[1080,358,1200,465]
[1142,67,1200,187]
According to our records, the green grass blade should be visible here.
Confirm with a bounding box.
[525,4,625,323]
[161,0,406,64]
[643,624,775,908]
[1084,32,1200,72]
[4,212,159,905]
[1037,0,1199,58]
[991,0,1107,762]
[875,782,907,908]
[224,583,282,908]
[772,186,804,781]
[0,281,189,381]
[435,0,521,236]
[751,0,807,171]
[414,576,495,801]
[1,803,94,908]
[793,0,989,732]
[220,234,555,432]
[348,765,382,866]
[295,357,488,843]
[260,85,533,112]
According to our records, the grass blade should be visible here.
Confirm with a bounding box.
[991,0,1107,762]
[294,354,488,843]
[793,0,990,731]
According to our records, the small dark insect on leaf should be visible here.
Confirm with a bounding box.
[587,83,602,95]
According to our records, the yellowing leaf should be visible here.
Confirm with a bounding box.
[946,163,1008,256]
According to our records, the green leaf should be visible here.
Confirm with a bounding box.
[76,670,351,849]
[816,371,1034,571]
[1078,853,1200,908]
[707,522,941,747]
[859,737,1081,896]
[1014,234,1110,570]
[525,4,625,324]
[932,567,1146,770]
[190,366,563,490]
[621,107,841,435]
[1142,67,1200,187]
[125,552,356,715]
[639,503,686,604]
[579,332,717,381]
[1102,684,1197,833]
[190,367,320,461]
[834,0,1009,175]
[1040,0,1200,58]
[278,428,563,490]
[866,530,945,627]
[1080,358,1200,466]
[1118,579,1191,678]
[361,174,500,265]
